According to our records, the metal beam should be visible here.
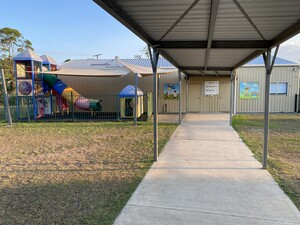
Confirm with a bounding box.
[180,66,233,71]
[155,40,271,49]
[157,49,180,68]
[204,0,220,70]
[233,0,265,40]
[93,0,154,44]
[271,19,300,48]
[198,70,206,76]
[159,0,200,41]
[233,50,265,69]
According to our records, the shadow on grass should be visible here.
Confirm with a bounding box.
[0,172,145,225]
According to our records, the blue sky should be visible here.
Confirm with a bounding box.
[0,0,299,64]
[0,0,145,63]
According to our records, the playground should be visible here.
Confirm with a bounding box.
[0,121,177,225]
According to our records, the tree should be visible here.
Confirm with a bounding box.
[0,27,34,79]
[134,46,150,59]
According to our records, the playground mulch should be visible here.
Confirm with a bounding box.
[0,121,177,225]
[232,114,300,210]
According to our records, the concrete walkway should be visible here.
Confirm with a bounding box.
[114,113,300,225]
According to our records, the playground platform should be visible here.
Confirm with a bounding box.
[113,113,300,225]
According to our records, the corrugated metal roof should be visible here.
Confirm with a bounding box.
[13,49,43,62]
[40,55,57,66]
[59,57,175,69]
[244,56,298,66]
[94,0,300,76]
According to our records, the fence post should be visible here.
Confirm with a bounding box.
[295,94,298,113]
[27,97,31,122]
[116,93,120,121]
[71,92,74,122]
[0,69,12,125]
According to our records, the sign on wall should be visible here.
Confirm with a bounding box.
[205,81,219,95]
[164,83,180,100]
[240,82,260,99]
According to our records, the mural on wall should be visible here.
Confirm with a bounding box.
[164,83,180,100]
[240,82,260,99]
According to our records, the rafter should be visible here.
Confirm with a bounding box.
[155,40,271,49]
[204,0,220,70]
[180,66,232,71]
[159,0,200,41]
[233,0,265,40]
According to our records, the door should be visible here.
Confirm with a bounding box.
[219,81,230,112]
[188,84,201,112]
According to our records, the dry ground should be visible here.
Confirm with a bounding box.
[232,114,300,210]
[0,121,177,225]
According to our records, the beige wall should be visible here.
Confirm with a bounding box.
[58,71,187,113]
[236,66,299,113]
[188,76,231,112]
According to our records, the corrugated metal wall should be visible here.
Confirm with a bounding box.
[236,66,299,113]
[188,77,231,112]
[58,71,187,113]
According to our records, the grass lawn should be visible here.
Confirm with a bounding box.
[232,114,300,210]
[0,121,177,225]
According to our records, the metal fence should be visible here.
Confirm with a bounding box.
[0,92,153,122]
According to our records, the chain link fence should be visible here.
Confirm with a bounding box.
[0,92,153,122]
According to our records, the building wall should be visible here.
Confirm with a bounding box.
[236,66,299,113]
[58,71,187,113]
[188,76,231,112]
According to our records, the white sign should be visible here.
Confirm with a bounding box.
[205,81,219,95]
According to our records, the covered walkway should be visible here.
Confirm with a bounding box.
[114,114,300,225]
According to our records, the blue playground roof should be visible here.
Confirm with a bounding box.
[13,49,43,62]
[245,56,297,66]
[41,55,57,65]
[119,85,143,98]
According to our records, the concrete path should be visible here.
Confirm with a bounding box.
[114,113,300,225]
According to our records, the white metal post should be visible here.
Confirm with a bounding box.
[229,71,234,126]
[0,69,12,125]
[134,73,138,126]
[186,77,189,113]
[178,70,182,124]
[148,45,159,162]
[234,72,237,114]
[262,46,279,169]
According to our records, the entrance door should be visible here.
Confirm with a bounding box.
[188,84,201,112]
[219,82,230,112]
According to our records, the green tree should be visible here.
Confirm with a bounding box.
[0,27,34,79]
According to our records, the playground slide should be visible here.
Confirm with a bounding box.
[41,74,102,111]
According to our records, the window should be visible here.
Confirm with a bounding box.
[270,82,288,94]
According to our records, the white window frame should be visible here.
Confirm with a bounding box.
[270,82,288,95]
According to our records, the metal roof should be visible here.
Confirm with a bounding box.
[40,55,58,66]
[13,49,43,62]
[93,0,300,76]
[59,57,174,69]
[244,56,298,66]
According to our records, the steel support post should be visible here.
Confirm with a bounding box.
[186,77,189,113]
[148,45,159,162]
[178,70,182,124]
[134,73,138,126]
[229,70,234,126]
[262,46,279,169]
